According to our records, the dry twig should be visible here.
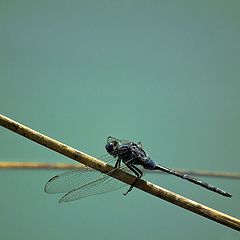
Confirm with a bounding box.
[0,161,239,179]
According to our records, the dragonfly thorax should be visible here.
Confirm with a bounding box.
[106,138,156,169]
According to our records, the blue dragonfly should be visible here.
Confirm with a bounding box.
[44,136,232,203]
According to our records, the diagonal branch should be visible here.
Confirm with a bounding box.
[0,114,239,231]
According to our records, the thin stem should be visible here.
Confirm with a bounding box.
[0,161,239,179]
[0,114,239,231]
[0,161,87,170]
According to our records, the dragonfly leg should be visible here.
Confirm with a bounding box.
[123,164,143,196]
[114,158,121,168]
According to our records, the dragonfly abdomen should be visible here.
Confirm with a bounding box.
[155,165,232,198]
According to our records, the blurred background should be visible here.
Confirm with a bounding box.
[0,0,239,239]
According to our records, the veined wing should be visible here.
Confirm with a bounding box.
[44,168,99,194]
[59,170,128,203]
[58,162,145,203]
[44,154,116,194]
[45,154,145,202]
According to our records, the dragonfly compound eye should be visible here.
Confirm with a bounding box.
[105,143,114,153]
[105,141,119,155]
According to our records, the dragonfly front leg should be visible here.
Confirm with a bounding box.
[123,164,143,196]
[114,158,122,168]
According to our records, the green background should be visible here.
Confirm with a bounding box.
[0,1,239,239]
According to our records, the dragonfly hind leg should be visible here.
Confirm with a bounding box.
[123,164,143,196]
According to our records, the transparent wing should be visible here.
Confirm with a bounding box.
[59,172,128,203]
[59,164,145,203]
[44,168,100,194]
[45,152,145,202]
[44,155,116,194]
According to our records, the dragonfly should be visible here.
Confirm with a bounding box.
[44,136,232,203]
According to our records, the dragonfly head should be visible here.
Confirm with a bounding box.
[105,137,119,157]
